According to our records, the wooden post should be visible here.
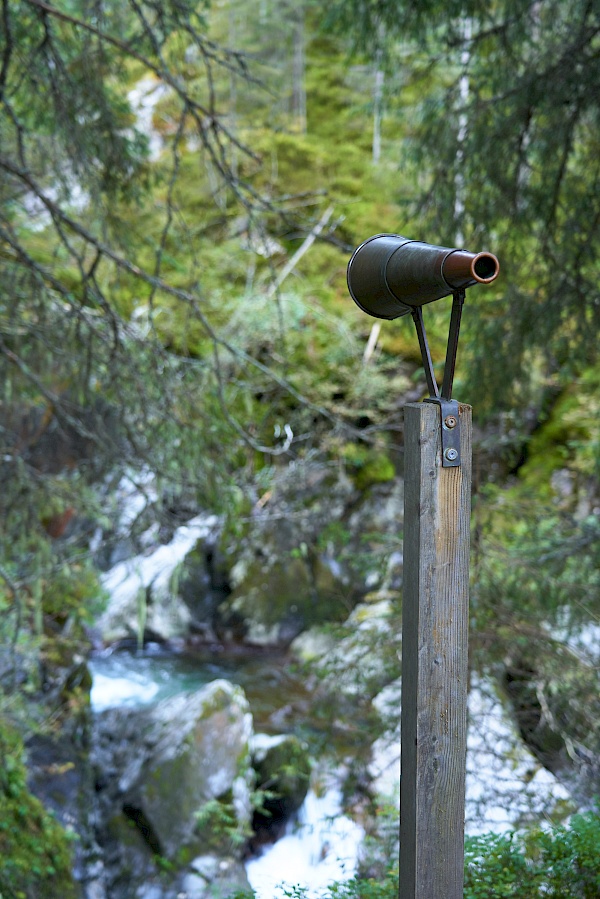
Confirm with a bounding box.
[399,401,472,899]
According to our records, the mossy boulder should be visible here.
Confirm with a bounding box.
[251,733,311,821]
[217,458,404,647]
[292,599,400,700]
[517,367,600,510]
[222,551,351,646]
[177,533,231,639]
[340,442,396,491]
[93,679,254,894]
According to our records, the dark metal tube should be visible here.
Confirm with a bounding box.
[347,233,500,320]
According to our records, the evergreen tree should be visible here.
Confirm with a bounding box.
[0,1,387,675]
[326,0,600,413]
[0,0,321,668]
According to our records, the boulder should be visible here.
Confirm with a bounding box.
[95,514,220,644]
[221,552,350,646]
[217,460,404,647]
[251,733,311,822]
[181,855,251,898]
[93,679,254,896]
[292,598,400,699]
[178,536,231,638]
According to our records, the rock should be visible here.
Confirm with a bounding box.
[222,552,350,646]
[192,459,403,651]
[95,514,220,643]
[134,887,164,899]
[181,856,251,898]
[92,679,254,897]
[189,854,221,881]
[292,599,400,699]
[95,455,405,652]
[134,690,252,857]
[25,725,105,896]
[180,872,207,897]
[217,460,402,648]
[251,733,311,822]
[501,651,600,805]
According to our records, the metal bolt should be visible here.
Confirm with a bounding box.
[444,447,459,462]
[444,415,458,429]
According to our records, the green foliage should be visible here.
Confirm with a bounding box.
[467,363,600,766]
[232,810,600,899]
[1,8,600,894]
[471,492,600,765]
[194,797,249,853]
[41,561,106,625]
[253,735,311,822]
[0,0,416,678]
[473,505,600,634]
[464,831,539,898]
[464,811,600,898]
[193,782,279,856]
[328,0,600,419]
[340,441,395,490]
[518,367,600,493]
[0,721,78,899]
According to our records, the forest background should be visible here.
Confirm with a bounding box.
[1,0,600,895]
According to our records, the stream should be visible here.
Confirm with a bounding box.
[86,483,576,896]
[89,648,365,898]
[87,476,366,896]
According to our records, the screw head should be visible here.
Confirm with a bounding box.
[444,447,459,462]
[444,415,458,429]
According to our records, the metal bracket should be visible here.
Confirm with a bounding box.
[411,290,465,468]
[423,397,461,468]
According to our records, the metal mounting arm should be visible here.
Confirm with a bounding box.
[411,306,439,400]
[413,290,465,468]
[441,290,465,401]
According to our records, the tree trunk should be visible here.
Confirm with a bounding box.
[292,6,307,133]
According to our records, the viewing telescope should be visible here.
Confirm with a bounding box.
[347,233,499,320]
[346,233,500,465]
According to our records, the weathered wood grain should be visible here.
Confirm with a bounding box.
[399,401,472,899]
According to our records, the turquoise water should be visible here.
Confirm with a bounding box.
[89,645,364,896]
[89,646,315,736]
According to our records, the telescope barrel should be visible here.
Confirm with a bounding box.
[347,233,499,320]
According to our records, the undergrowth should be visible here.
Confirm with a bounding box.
[230,808,600,898]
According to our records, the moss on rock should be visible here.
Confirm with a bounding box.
[340,442,396,491]
[251,733,311,821]
[224,551,352,645]
[0,721,78,899]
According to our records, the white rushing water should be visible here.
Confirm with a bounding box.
[90,654,364,895]
[99,513,216,611]
[246,782,364,899]
[465,675,570,833]
[91,670,159,710]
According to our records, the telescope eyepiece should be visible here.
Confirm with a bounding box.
[472,253,499,282]
[442,250,500,290]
